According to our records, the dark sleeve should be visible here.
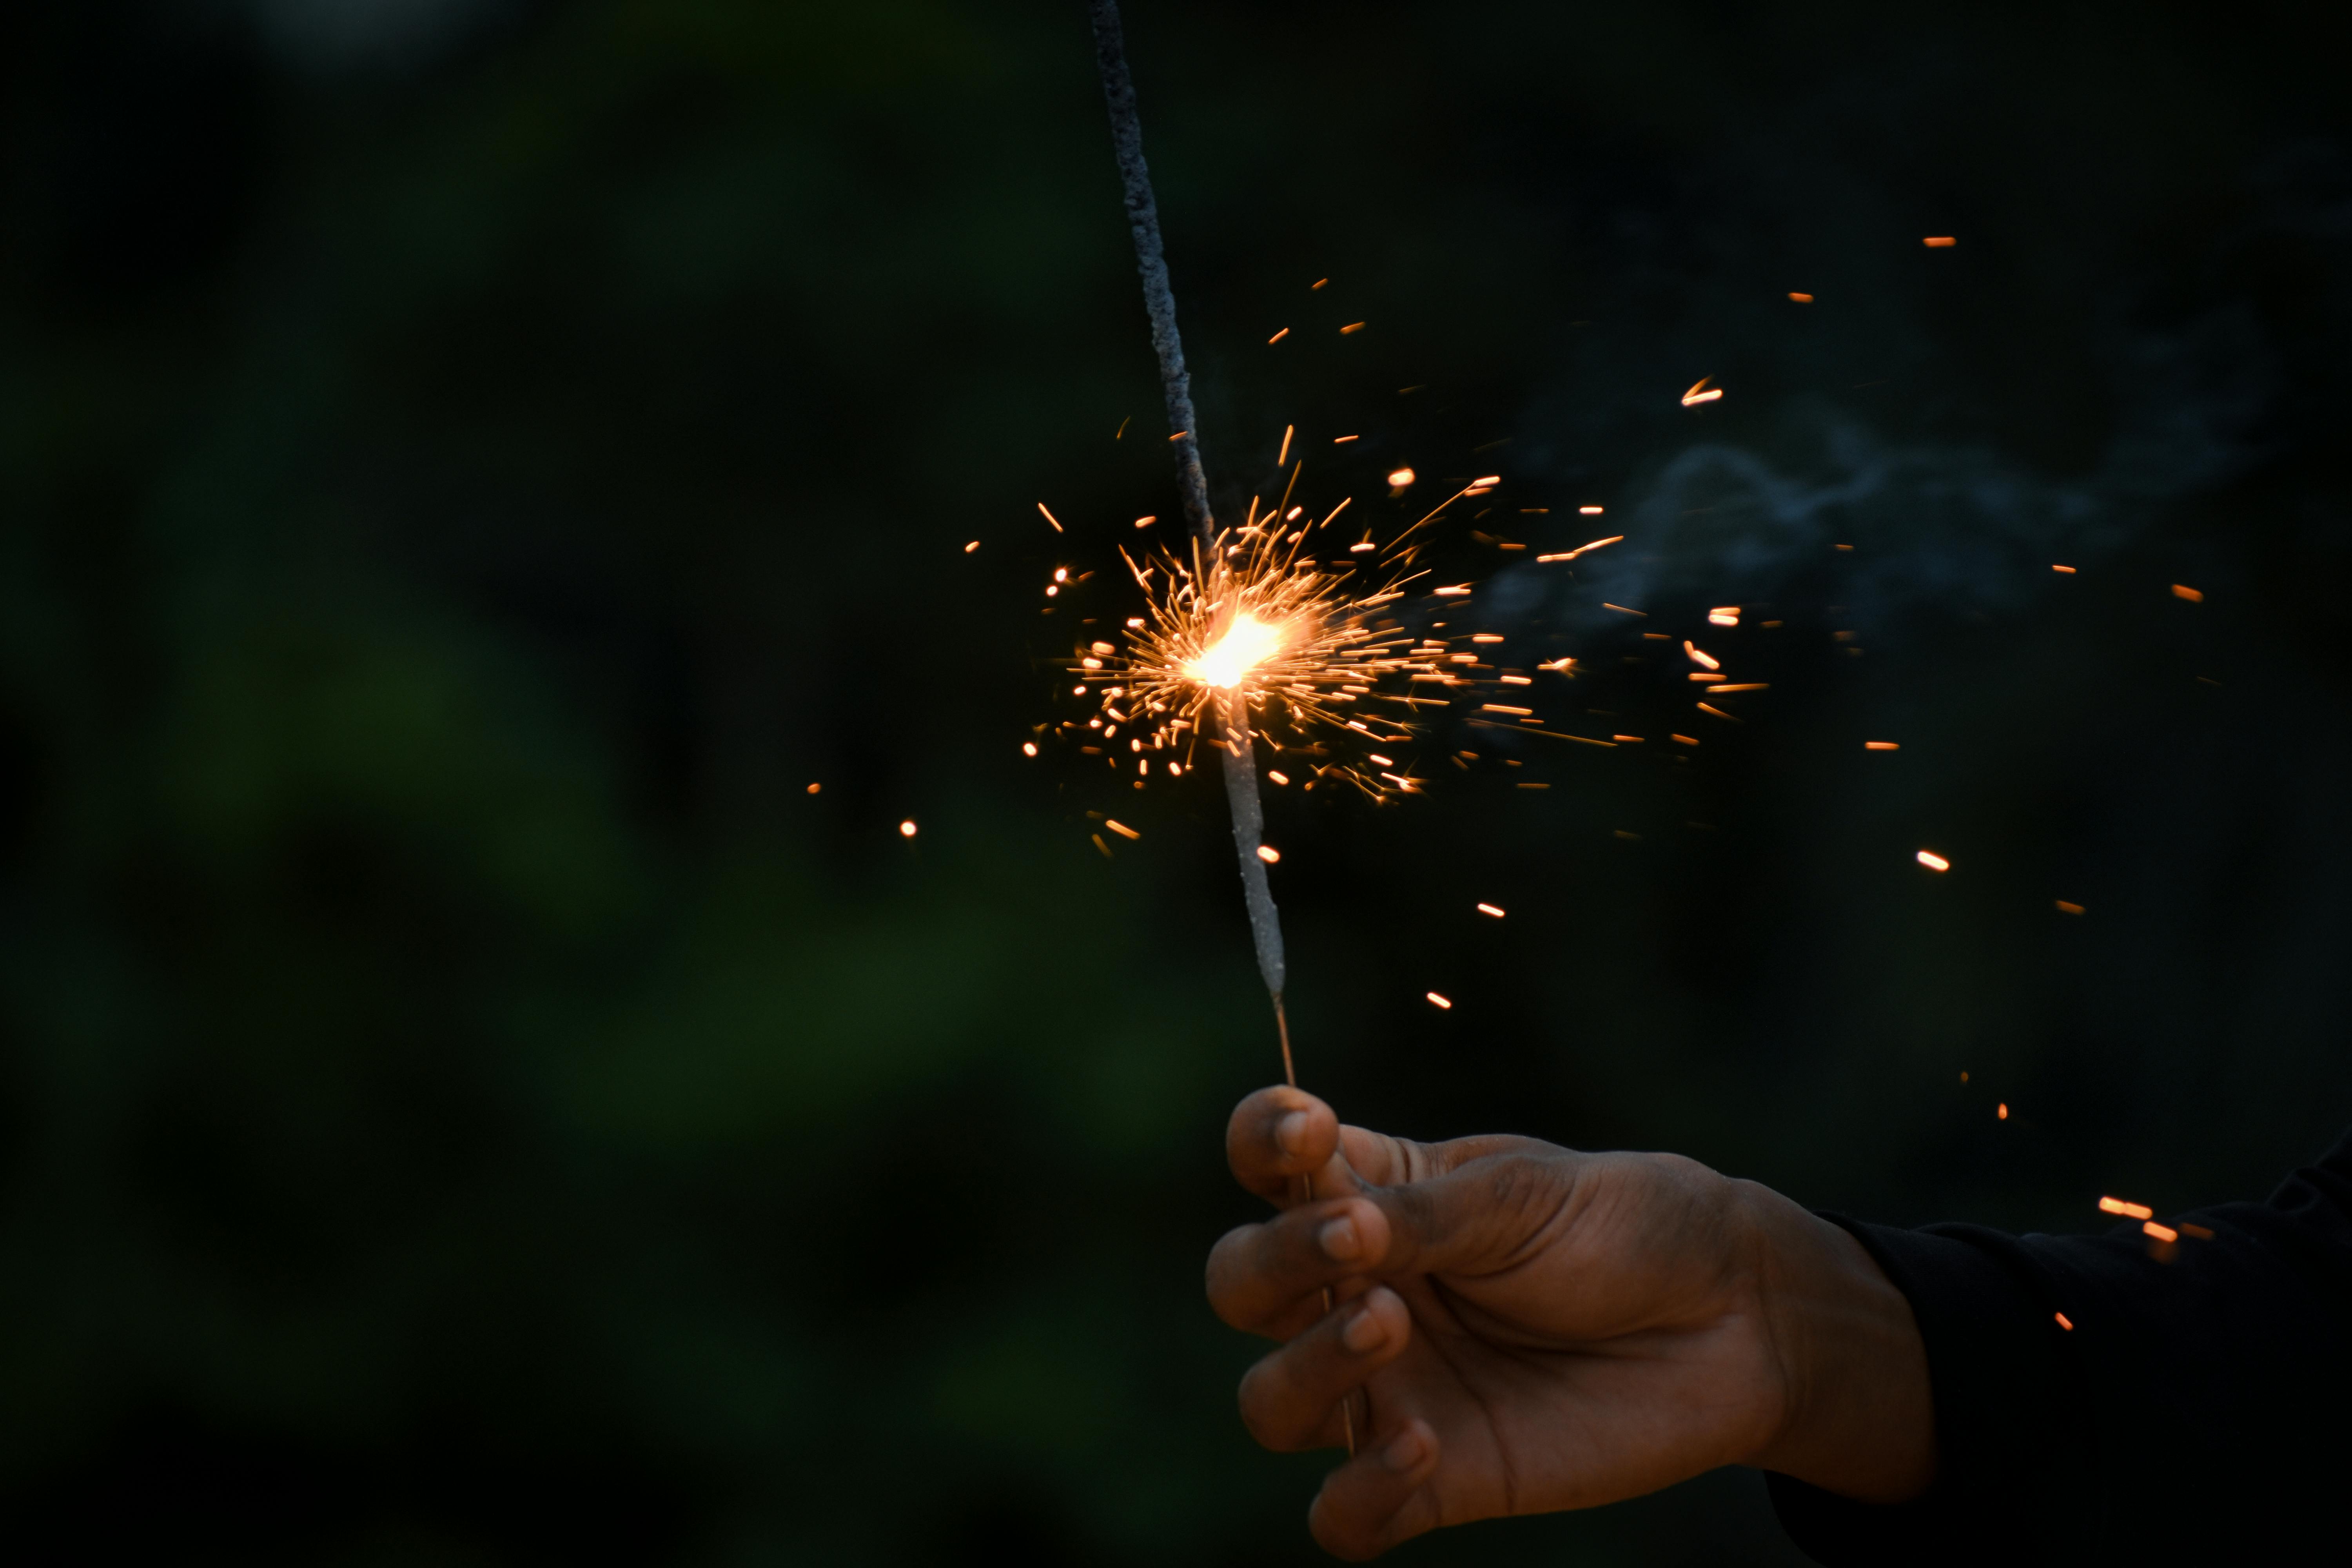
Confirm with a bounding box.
[1766,1126,2352,1566]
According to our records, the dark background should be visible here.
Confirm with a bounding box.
[5,0,2350,1562]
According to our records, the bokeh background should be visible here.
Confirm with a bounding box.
[5,0,2350,1561]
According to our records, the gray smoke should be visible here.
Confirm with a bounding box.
[242,0,508,73]
[1504,297,2275,639]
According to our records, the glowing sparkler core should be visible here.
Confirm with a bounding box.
[1186,612,1289,689]
[1073,470,1524,800]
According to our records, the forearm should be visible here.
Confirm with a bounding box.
[1735,1183,1935,1503]
[1766,1139,2352,1566]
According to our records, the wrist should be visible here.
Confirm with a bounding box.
[1738,1185,1936,1503]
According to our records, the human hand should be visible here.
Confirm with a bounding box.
[1206,1087,1934,1558]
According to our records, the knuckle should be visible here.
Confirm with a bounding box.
[1308,1497,1385,1562]
[1233,1362,1287,1447]
[1235,1358,1318,1452]
[1483,1152,1557,1212]
[1204,1224,1263,1325]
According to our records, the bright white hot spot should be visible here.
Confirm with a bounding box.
[1185,612,1287,689]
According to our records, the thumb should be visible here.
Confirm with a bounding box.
[1358,1148,1583,1281]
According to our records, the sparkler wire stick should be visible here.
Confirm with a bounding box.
[1087,0,1213,548]
[1087,0,1353,1454]
[1087,0,1288,1054]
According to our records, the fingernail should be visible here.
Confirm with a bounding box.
[1341,1307,1387,1354]
[1276,1111,1311,1155]
[1318,1216,1360,1260]
[1381,1427,1426,1473]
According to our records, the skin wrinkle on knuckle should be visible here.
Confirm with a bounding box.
[1491,1155,1578,1268]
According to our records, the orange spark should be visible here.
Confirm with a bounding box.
[2054,1312,2074,1331]
[1684,641,1720,671]
[1339,321,1366,334]
[1426,992,1452,1009]
[1866,741,1900,751]
[1022,743,1037,757]
[1256,845,1281,864]
[2056,900,2085,915]
[2101,1197,2155,1220]
[2143,1221,2178,1244]
[2172,584,2204,602]
[965,541,980,553]
[1105,819,1141,840]
[1916,850,1950,872]
[1681,377,1724,407]
[1476,904,1504,918]
[1038,503,1064,532]
[899,820,918,838]
[1387,467,1416,488]
[1788,291,1814,302]
[1923,236,1956,247]
[2052,563,2075,573]
[1997,1102,2010,1120]
[1578,505,1605,515]
[1269,327,1290,344]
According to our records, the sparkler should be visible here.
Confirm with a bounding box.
[1084,0,1485,1457]
[1087,0,1460,1086]
[1086,0,1298,1074]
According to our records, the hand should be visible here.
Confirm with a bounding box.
[1206,1087,1935,1559]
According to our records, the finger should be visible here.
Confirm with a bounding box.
[1236,1286,1412,1452]
[1341,1127,1559,1187]
[1213,1152,1589,1332]
[1309,1419,1444,1561]
[1369,1149,1586,1278]
[1226,1086,1342,1204]
[1207,1196,1395,1334]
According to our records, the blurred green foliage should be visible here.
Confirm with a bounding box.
[3,0,2350,1561]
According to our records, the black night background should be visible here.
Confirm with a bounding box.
[4,1,2350,1562]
